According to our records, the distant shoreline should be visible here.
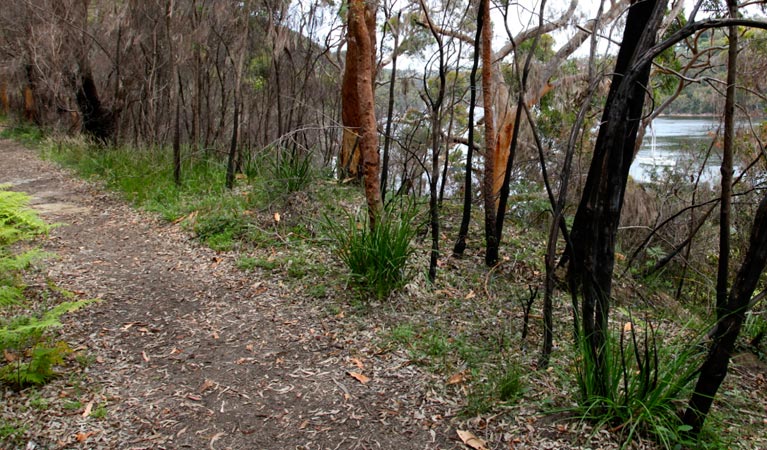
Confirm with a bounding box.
[658,113,718,118]
[658,113,765,120]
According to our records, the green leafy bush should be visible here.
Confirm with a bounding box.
[0,185,93,389]
[0,123,45,146]
[0,186,50,305]
[0,299,93,388]
[326,201,421,300]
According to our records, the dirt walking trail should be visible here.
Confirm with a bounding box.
[1,138,458,449]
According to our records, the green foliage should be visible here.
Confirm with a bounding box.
[389,323,416,345]
[41,139,264,250]
[744,311,767,347]
[573,319,705,449]
[29,389,50,410]
[0,185,94,389]
[0,184,84,385]
[238,255,281,272]
[0,186,50,246]
[0,341,72,388]
[465,363,524,416]
[0,123,45,146]
[325,201,422,300]
[306,283,327,299]
[0,299,94,389]
[0,418,26,443]
[0,187,49,303]
[90,403,108,419]
[39,138,322,253]
[265,147,313,196]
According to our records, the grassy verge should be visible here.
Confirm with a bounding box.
[1,125,349,254]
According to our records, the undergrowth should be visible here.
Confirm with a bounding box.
[0,300,91,388]
[24,134,325,252]
[3,121,763,447]
[0,123,45,146]
[572,318,709,449]
[325,200,422,300]
[0,184,94,389]
[0,185,50,305]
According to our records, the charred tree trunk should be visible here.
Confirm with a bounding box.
[683,191,767,434]
[716,0,738,318]
[567,0,666,398]
[167,0,181,186]
[381,11,400,203]
[76,65,114,144]
[225,96,240,189]
[419,0,446,282]
[225,1,251,190]
[453,0,484,257]
[173,88,181,186]
[439,42,461,206]
[682,1,757,435]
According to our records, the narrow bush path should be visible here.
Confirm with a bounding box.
[0,139,455,449]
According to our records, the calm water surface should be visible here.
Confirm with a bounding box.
[629,116,723,184]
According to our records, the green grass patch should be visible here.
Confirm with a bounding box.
[0,122,45,146]
[465,362,524,416]
[242,146,314,199]
[325,200,422,300]
[0,418,26,444]
[39,139,265,250]
[236,256,278,271]
[34,137,334,254]
[385,322,493,375]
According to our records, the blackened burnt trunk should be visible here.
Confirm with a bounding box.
[567,0,666,397]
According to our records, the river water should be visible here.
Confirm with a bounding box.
[629,116,723,184]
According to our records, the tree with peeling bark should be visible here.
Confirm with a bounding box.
[346,0,383,226]
[479,0,497,266]
[483,0,633,266]
[339,0,378,182]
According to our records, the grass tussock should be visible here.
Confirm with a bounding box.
[573,319,707,449]
[325,200,422,300]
